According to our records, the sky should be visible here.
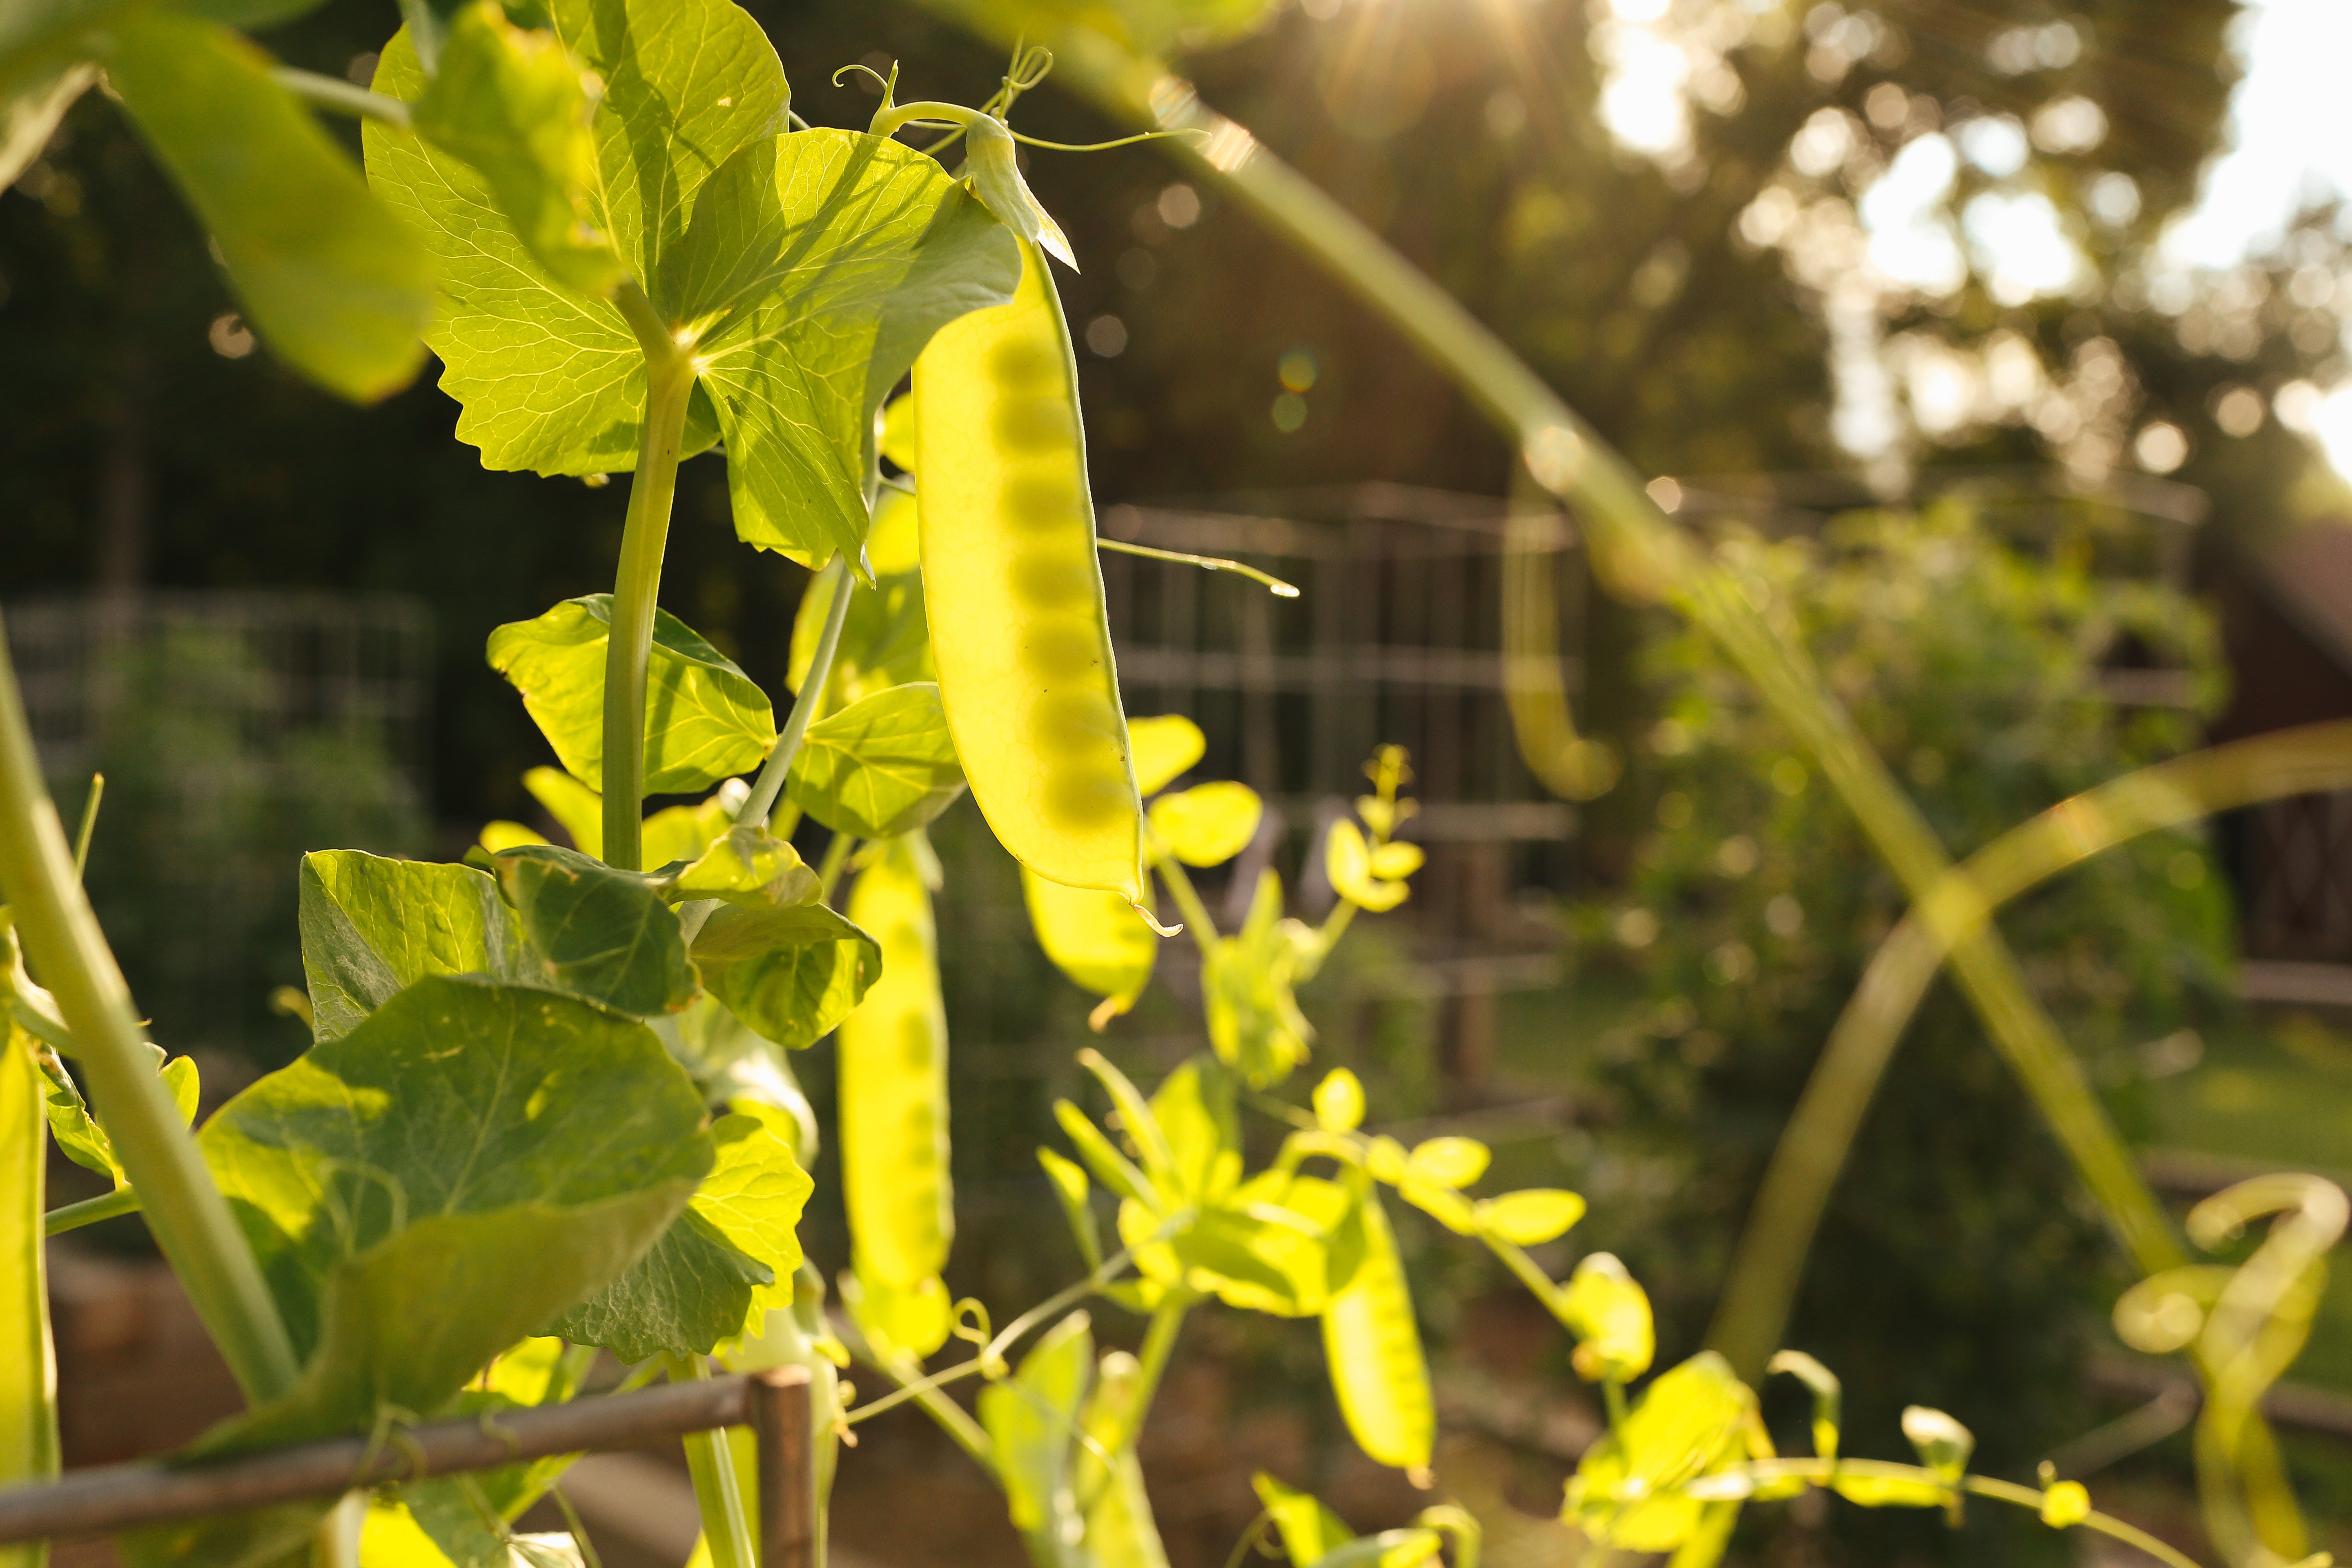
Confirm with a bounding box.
[2156,0,2352,475]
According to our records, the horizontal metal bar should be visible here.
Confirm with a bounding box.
[0,1374,765,1544]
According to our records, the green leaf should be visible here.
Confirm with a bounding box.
[362,0,784,474]
[1125,715,1204,796]
[1147,1056,1238,1206]
[1203,871,1313,1089]
[786,682,966,838]
[187,977,707,1450]
[1311,1069,1364,1135]
[492,844,699,1018]
[298,851,522,1040]
[788,565,935,706]
[106,10,430,400]
[1562,1352,1752,1554]
[1252,1472,1355,1568]
[411,1,624,296]
[1079,1350,1171,1568]
[552,1204,768,1363]
[488,596,778,797]
[1474,1189,1587,1246]
[979,1310,1093,1545]
[659,822,819,907]
[1020,866,1155,1022]
[1325,820,1410,913]
[1559,1252,1654,1384]
[1148,781,1262,868]
[1037,1146,1102,1270]
[687,1103,813,1330]
[675,129,1021,566]
[1120,1172,1348,1317]
[691,900,881,1048]
[33,1039,196,1188]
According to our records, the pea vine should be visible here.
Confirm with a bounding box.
[0,2,2342,1568]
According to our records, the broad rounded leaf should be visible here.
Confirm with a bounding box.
[1127,714,1205,796]
[194,976,709,1441]
[108,11,430,401]
[298,851,522,1040]
[1325,819,1409,913]
[691,900,881,1048]
[1405,1136,1489,1189]
[1474,1189,1587,1246]
[1560,1252,1655,1384]
[363,0,785,473]
[786,682,966,839]
[1562,1352,1752,1553]
[411,2,622,295]
[1148,780,1262,867]
[493,844,699,1018]
[1022,866,1157,1022]
[788,568,934,708]
[488,595,777,796]
[1311,1068,1364,1134]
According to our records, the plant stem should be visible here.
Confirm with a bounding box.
[1018,28,2186,1276]
[741,555,853,828]
[44,1186,139,1236]
[665,1353,756,1568]
[69,774,101,881]
[1101,1298,1187,1459]
[0,612,298,1403]
[602,284,697,873]
[1707,721,2352,1381]
[1096,538,1298,597]
[270,67,414,129]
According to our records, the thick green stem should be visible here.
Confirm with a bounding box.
[815,832,858,906]
[1007,27,2184,1278]
[603,285,697,873]
[666,1353,756,1568]
[0,612,298,1403]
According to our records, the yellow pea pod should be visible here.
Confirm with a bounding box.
[914,236,1147,906]
[1,1021,57,1568]
[1322,1176,1433,1476]
[838,835,953,1343]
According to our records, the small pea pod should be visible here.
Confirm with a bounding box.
[839,835,953,1353]
[1321,1172,1434,1477]
[1,1013,57,1568]
[913,236,1148,907]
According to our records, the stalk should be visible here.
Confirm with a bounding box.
[666,1353,757,1568]
[603,283,698,873]
[1098,1299,1186,1461]
[739,554,852,827]
[0,613,298,1403]
[996,23,2186,1275]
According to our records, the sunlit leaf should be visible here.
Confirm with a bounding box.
[108,10,431,401]
[1252,1472,1355,1568]
[488,596,777,797]
[1311,1069,1363,1134]
[363,0,785,472]
[1325,819,1409,913]
[787,683,967,839]
[1021,866,1155,1023]
[692,900,881,1048]
[1560,1252,1655,1383]
[789,568,935,708]
[298,851,523,1040]
[1474,1189,1586,1246]
[670,129,1022,566]
[1562,1352,1752,1553]
[1148,1056,1239,1206]
[492,844,699,1018]
[1127,715,1205,796]
[980,1310,1093,1543]
[1322,1175,1432,1473]
[1148,781,1262,867]
[412,1,621,295]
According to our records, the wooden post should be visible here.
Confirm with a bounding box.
[749,1364,815,1568]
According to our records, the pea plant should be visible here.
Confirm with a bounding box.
[0,1,2345,1568]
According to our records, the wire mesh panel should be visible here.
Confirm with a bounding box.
[3,591,433,1059]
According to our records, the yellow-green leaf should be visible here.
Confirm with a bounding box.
[1149,780,1262,867]
[1562,1352,1751,1553]
[787,683,966,839]
[1022,866,1156,1023]
[1325,819,1409,913]
[1560,1252,1654,1383]
[107,11,430,401]
[1405,1136,1488,1189]
[411,1,621,295]
[489,596,777,797]
[1311,1067,1364,1134]
[1474,1188,1586,1246]
[1322,1177,1432,1473]
[1128,714,1205,795]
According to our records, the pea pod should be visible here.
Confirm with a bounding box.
[913,237,1148,907]
[1321,1173,1433,1476]
[1,1016,57,1568]
[838,835,953,1354]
